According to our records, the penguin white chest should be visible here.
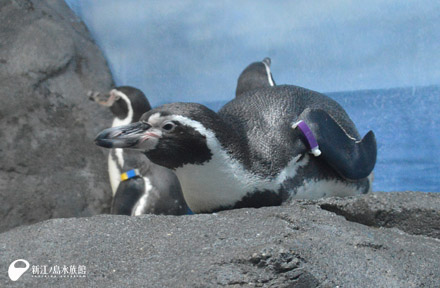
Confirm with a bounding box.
[175,156,256,213]
[174,150,307,213]
[108,148,124,196]
[108,112,133,196]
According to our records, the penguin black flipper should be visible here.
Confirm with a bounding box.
[297,108,377,180]
[111,177,145,215]
[236,57,276,97]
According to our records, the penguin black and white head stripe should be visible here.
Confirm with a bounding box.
[90,86,189,216]
[236,57,276,97]
[89,86,151,125]
[95,62,376,214]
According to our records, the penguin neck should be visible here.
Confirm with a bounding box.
[170,116,267,213]
[112,115,131,128]
[263,61,275,86]
[111,106,146,127]
[172,114,249,167]
[111,103,133,127]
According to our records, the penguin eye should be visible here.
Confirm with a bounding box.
[162,122,176,131]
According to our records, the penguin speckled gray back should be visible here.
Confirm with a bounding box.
[220,85,361,177]
[95,59,377,213]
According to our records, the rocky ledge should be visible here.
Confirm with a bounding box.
[0,192,439,287]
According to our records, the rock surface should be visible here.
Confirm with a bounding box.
[0,192,439,287]
[0,0,114,232]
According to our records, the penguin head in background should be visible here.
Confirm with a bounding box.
[236,57,276,97]
[89,86,152,123]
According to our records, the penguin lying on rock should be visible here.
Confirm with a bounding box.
[89,86,189,215]
[95,59,377,213]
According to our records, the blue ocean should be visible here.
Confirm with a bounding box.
[203,85,440,192]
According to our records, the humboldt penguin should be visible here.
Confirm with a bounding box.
[95,61,376,213]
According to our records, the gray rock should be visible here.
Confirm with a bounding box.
[318,191,440,239]
[0,192,439,287]
[0,0,114,232]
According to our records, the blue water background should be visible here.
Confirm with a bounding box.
[64,0,440,106]
[203,86,440,192]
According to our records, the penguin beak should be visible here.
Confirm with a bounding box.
[95,122,156,149]
[87,90,117,107]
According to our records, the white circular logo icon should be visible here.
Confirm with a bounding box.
[8,259,30,281]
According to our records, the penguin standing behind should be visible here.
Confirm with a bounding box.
[236,57,276,97]
[95,59,377,214]
[89,86,189,215]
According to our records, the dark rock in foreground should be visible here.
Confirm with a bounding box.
[318,191,440,239]
[0,192,439,287]
[0,0,113,232]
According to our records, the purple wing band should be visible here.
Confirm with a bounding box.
[293,120,322,157]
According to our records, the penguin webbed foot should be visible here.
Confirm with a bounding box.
[295,108,377,180]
